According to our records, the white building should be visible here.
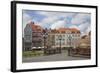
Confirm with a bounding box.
[47,28,81,49]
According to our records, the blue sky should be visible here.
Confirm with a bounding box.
[23,10,91,35]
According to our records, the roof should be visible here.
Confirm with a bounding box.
[50,28,80,34]
[70,28,80,33]
[28,22,43,32]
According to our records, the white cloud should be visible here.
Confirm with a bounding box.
[36,11,91,35]
[70,22,90,35]
[36,11,56,17]
[36,11,76,29]
[71,13,90,25]
[78,22,90,35]
[40,16,58,25]
[23,10,91,35]
[23,13,32,29]
[36,11,76,18]
[50,19,66,29]
[22,13,33,36]
[78,22,89,31]
[70,13,91,35]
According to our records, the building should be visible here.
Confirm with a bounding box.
[79,31,91,48]
[47,28,81,49]
[71,31,91,57]
[24,21,81,51]
[24,22,44,51]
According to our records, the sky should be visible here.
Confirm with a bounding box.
[22,10,91,36]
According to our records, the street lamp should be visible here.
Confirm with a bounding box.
[58,35,62,53]
[68,35,72,56]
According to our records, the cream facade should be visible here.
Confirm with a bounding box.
[47,28,81,49]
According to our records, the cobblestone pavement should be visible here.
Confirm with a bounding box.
[22,50,90,63]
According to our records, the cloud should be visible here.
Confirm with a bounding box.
[79,22,88,31]
[71,13,91,25]
[23,13,32,29]
[40,16,58,25]
[36,11,76,19]
[36,11,91,35]
[50,19,66,29]
[22,12,34,36]
[35,11,76,29]
[78,22,90,35]
[23,10,91,35]
[70,13,91,35]
[36,11,56,17]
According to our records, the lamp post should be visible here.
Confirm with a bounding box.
[58,35,62,53]
[68,35,72,56]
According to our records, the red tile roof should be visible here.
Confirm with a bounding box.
[50,28,80,33]
[28,22,43,32]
